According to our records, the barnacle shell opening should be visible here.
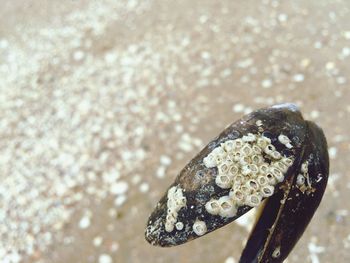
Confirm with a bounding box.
[203,133,294,218]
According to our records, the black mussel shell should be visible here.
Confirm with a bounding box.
[145,103,329,263]
[239,121,328,263]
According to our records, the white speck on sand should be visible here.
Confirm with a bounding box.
[139,182,150,193]
[261,79,273,88]
[110,181,129,195]
[98,254,113,263]
[93,236,103,247]
[232,104,245,113]
[293,74,305,82]
[79,215,91,229]
[328,147,337,159]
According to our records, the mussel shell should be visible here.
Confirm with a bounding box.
[145,104,315,247]
[239,121,329,263]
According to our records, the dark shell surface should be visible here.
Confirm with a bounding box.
[145,103,329,262]
[239,122,329,263]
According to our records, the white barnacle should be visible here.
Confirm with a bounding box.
[301,161,309,173]
[249,164,259,175]
[241,164,252,176]
[259,163,269,174]
[165,185,187,232]
[240,185,252,195]
[296,174,305,186]
[257,136,271,148]
[215,154,224,165]
[252,145,262,154]
[215,174,232,189]
[282,157,294,166]
[203,153,217,168]
[261,185,274,197]
[175,222,184,231]
[278,134,293,149]
[218,162,230,174]
[265,172,277,184]
[271,151,282,160]
[272,246,281,258]
[273,161,288,173]
[246,179,259,191]
[242,133,256,142]
[251,154,263,164]
[270,167,284,182]
[233,138,244,148]
[218,196,237,218]
[240,144,253,156]
[228,164,239,176]
[232,174,245,185]
[232,151,242,161]
[245,193,262,207]
[212,147,225,156]
[165,218,176,232]
[264,144,276,155]
[225,158,233,165]
[239,155,252,165]
[256,120,263,126]
[205,199,220,215]
[257,175,268,186]
[227,152,236,162]
[223,140,235,152]
[193,220,207,236]
[229,189,245,205]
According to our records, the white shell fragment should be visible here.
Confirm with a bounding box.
[165,185,187,232]
[203,133,294,218]
[192,220,207,236]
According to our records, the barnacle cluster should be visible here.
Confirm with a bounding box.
[203,133,294,218]
[165,185,187,232]
[296,160,315,194]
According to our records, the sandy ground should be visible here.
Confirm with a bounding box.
[0,0,350,262]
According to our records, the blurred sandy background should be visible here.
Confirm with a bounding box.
[0,0,350,262]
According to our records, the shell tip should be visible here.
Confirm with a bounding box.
[271,103,299,112]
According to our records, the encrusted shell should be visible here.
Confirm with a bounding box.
[145,103,329,263]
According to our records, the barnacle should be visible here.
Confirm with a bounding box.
[145,103,329,263]
[205,199,220,215]
[192,220,207,236]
